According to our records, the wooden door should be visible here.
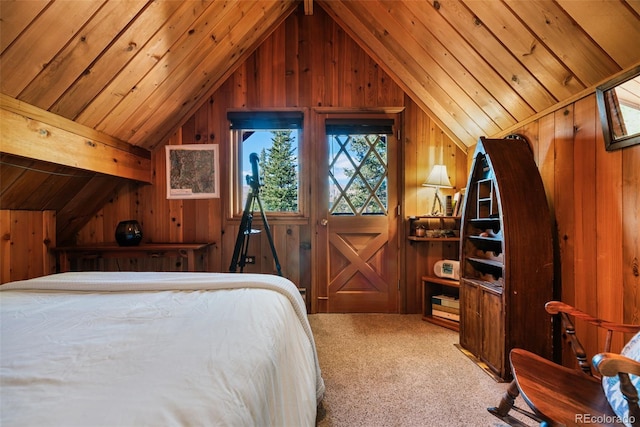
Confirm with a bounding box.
[318,116,400,313]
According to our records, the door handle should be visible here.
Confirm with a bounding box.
[320,218,328,226]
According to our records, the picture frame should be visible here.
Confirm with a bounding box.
[165,144,220,199]
[595,65,640,152]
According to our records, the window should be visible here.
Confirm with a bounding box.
[326,119,393,216]
[228,111,303,215]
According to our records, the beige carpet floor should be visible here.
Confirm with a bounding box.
[309,313,531,427]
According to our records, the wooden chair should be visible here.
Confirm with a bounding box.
[488,301,640,427]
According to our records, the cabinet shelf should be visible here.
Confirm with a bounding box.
[408,236,459,242]
[466,257,503,270]
[422,314,459,330]
[421,276,460,331]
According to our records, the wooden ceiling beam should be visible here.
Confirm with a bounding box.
[0,94,151,183]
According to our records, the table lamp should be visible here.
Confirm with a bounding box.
[422,164,452,215]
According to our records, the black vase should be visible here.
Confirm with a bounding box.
[115,220,143,246]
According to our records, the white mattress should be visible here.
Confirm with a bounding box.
[0,272,324,426]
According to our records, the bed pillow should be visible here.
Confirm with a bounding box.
[602,332,640,427]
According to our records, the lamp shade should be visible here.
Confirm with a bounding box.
[422,164,452,188]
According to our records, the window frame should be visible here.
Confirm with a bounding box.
[228,109,308,220]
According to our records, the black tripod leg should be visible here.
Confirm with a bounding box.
[255,195,282,276]
[229,194,255,272]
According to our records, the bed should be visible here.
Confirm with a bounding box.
[0,271,325,426]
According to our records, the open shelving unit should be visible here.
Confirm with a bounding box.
[408,215,461,331]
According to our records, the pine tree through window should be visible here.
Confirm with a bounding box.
[228,112,302,215]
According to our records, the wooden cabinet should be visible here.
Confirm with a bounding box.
[459,136,554,381]
[408,216,461,331]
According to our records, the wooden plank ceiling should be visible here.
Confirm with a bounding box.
[2,0,639,154]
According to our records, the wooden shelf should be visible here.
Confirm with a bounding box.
[422,314,459,330]
[408,236,459,242]
[409,216,462,331]
[421,275,459,287]
[52,242,214,272]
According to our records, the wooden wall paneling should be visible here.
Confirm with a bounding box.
[27,211,43,279]
[57,176,125,244]
[255,29,278,107]
[553,106,577,367]
[76,201,104,244]
[284,225,301,285]
[0,1,102,96]
[0,210,55,282]
[284,13,300,108]
[140,139,171,243]
[403,100,419,314]
[296,13,313,108]
[623,145,640,327]
[593,102,624,350]
[573,96,599,359]
[351,33,367,106]
[42,210,56,277]
[0,210,11,283]
[333,24,350,107]
[299,224,312,311]
[537,114,559,302]
[180,115,199,243]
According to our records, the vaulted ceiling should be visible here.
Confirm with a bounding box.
[2,0,639,157]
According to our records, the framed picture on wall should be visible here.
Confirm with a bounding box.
[165,144,220,199]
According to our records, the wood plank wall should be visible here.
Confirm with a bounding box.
[0,210,56,283]
[506,94,640,359]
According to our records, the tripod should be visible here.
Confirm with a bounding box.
[229,153,282,276]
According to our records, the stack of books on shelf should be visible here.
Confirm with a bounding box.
[431,294,460,322]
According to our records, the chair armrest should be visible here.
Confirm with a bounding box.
[594,352,640,427]
[593,353,640,377]
[545,302,640,334]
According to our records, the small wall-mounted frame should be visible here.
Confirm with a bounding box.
[166,144,220,199]
[596,65,640,151]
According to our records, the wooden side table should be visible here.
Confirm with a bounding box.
[52,243,214,272]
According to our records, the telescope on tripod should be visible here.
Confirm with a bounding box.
[229,153,282,276]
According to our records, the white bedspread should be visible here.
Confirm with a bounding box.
[0,272,325,427]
